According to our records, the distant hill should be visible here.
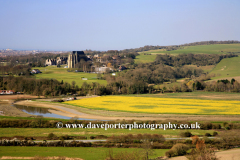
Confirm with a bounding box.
[123,40,240,53]
[138,44,240,55]
[135,43,240,63]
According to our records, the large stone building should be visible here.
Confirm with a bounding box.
[45,59,56,66]
[67,51,87,68]
[56,57,67,65]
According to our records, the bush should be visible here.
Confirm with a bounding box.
[212,123,221,129]
[96,135,107,139]
[47,133,57,140]
[172,143,189,156]
[165,143,189,158]
[59,134,70,140]
[203,136,212,144]
[165,149,175,158]
[225,126,231,130]
[204,133,212,137]
[59,136,65,141]
[52,99,64,102]
[213,131,218,136]
[184,139,192,144]
[233,123,240,129]
[201,122,213,130]
[180,131,192,137]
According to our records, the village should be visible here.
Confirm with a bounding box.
[44,51,128,74]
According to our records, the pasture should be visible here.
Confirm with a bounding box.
[135,44,240,63]
[32,66,107,86]
[0,146,169,160]
[134,53,157,63]
[64,96,240,115]
[209,56,240,80]
[139,44,240,55]
[0,128,216,138]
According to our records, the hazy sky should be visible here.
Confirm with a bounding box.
[0,0,240,51]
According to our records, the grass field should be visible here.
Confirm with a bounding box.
[32,66,107,86]
[209,56,240,80]
[0,146,169,160]
[139,44,240,55]
[135,44,240,63]
[134,53,157,63]
[64,96,240,115]
[0,128,216,138]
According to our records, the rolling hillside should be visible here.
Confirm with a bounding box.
[209,56,240,81]
[135,44,240,64]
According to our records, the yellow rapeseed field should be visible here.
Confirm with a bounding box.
[64,96,240,115]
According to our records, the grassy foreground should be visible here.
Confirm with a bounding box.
[33,66,107,86]
[0,146,169,160]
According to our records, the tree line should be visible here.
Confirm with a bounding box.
[0,64,31,76]
[0,52,69,67]
[2,74,240,97]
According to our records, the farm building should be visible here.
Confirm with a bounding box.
[0,90,15,94]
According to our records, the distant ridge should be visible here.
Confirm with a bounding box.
[122,40,240,53]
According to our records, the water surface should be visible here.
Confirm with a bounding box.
[14,105,96,120]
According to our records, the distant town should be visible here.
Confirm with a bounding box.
[0,49,67,57]
[45,51,127,73]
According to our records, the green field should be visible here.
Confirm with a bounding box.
[32,66,107,86]
[209,56,240,80]
[139,44,240,55]
[134,53,157,63]
[135,44,240,63]
[0,128,216,138]
[0,146,168,160]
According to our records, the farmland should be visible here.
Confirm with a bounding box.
[64,96,240,115]
[0,146,169,160]
[32,66,107,86]
[209,56,240,80]
[134,54,157,63]
[3,43,240,160]
[135,44,240,63]
[0,128,216,138]
[139,44,240,55]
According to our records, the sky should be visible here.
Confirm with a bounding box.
[0,0,240,51]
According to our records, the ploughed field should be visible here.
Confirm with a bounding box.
[64,96,240,115]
